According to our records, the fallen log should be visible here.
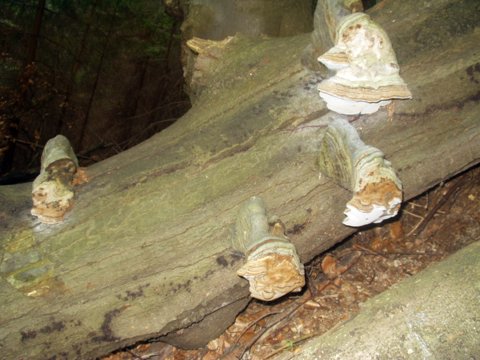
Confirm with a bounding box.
[0,0,479,358]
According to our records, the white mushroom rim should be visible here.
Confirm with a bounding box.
[343,197,402,227]
[319,92,392,115]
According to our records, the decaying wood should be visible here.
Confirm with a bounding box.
[180,0,314,98]
[273,240,480,359]
[0,0,479,358]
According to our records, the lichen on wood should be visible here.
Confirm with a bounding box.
[0,229,56,296]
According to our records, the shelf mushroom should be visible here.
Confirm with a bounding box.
[233,197,305,301]
[318,117,402,227]
[31,135,78,224]
[317,12,412,115]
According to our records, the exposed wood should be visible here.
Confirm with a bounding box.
[0,0,479,358]
[180,0,313,98]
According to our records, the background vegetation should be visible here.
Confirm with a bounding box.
[0,0,189,183]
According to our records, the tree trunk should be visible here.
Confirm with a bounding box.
[0,0,479,359]
[25,0,46,66]
[0,0,46,174]
[77,3,118,151]
[55,0,99,136]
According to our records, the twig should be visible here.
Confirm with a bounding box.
[404,210,426,237]
[409,177,463,237]
[353,244,387,258]
[254,299,310,346]
[403,209,424,220]
[220,295,312,360]
[403,209,426,236]
[233,310,281,343]
[354,243,439,258]
[9,137,43,149]
[408,192,429,210]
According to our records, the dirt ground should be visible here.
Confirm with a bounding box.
[103,165,480,360]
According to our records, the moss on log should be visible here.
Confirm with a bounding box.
[0,0,479,358]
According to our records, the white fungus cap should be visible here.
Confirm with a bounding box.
[319,92,392,115]
[317,13,412,115]
[343,197,402,227]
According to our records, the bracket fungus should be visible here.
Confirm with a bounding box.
[317,12,412,115]
[318,117,402,227]
[31,135,78,224]
[233,197,305,301]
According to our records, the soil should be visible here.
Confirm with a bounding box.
[103,165,480,360]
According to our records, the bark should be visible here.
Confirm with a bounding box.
[273,240,480,359]
[180,0,313,99]
[0,0,479,359]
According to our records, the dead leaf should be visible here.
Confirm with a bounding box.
[388,220,404,240]
[321,255,338,279]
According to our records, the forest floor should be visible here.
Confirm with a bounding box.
[104,165,480,360]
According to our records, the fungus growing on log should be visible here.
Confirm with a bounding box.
[233,197,305,301]
[303,0,363,71]
[31,135,78,224]
[318,117,402,227]
[317,12,412,115]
